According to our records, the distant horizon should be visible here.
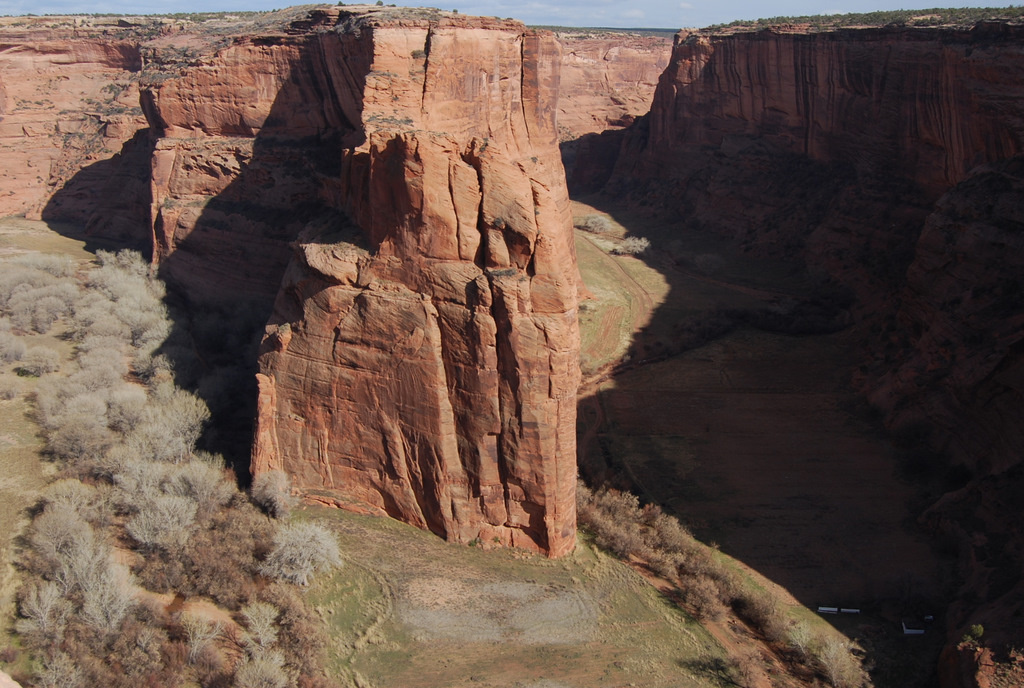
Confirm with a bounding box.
[0,1,1021,30]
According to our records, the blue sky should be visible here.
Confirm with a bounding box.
[0,0,1019,28]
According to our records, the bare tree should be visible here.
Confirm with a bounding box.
[165,460,235,517]
[126,495,197,550]
[787,621,814,660]
[79,556,136,634]
[0,331,25,362]
[251,470,297,519]
[575,214,613,234]
[36,651,82,688]
[233,650,288,688]
[240,602,279,655]
[815,636,862,688]
[611,236,651,256]
[181,612,222,664]
[259,522,342,586]
[16,580,71,642]
[19,346,61,376]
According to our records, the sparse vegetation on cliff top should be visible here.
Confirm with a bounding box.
[709,6,1024,32]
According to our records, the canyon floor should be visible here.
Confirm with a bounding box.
[0,214,955,686]
[573,198,954,683]
[0,218,101,655]
[306,506,731,688]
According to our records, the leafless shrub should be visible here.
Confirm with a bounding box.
[134,351,172,382]
[240,602,279,655]
[254,583,329,678]
[13,253,75,278]
[16,580,71,642]
[47,408,113,463]
[108,450,171,507]
[0,375,21,400]
[787,620,814,659]
[681,575,727,621]
[0,331,26,363]
[36,650,83,688]
[164,459,236,517]
[814,636,862,688]
[611,236,651,255]
[71,300,130,342]
[260,522,342,586]
[0,265,57,311]
[233,650,288,688]
[126,495,198,550]
[180,612,222,664]
[130,385,209,462]
[79,556,136,634]
[28,503,94,578]
[40,479,107,525]
[105,385,148,433]
[18,346,61,376]
[733,589,788,643]
[70,348,128,391]
[108,621,169,680]
[575,214,613,234]
[251,470,297,519]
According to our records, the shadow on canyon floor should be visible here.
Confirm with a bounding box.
[570,193,956,680]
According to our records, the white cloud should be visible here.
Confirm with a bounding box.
[680,2,694,8]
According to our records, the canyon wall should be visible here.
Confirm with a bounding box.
[0,17,147,233]
[600,23,1024,465]
[597,21,1024,678]
[554,30,672,191]
[554,31,672,139]
[136,7,581,556]
[0,7,581,556]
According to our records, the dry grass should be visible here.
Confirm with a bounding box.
[302,505,728,688]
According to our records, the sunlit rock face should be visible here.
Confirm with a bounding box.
[137,7,582,557]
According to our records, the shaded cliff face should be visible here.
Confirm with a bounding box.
[597,21,1024,678]
[135,7,579,556]
[599,24,1024,305]
[553,30,672,192]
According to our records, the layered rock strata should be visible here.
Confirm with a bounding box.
[553,30,672,190]
[147,8,584,556]
[0,18,147,225]
[596,21,1024,679]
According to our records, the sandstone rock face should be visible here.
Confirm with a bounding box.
[869,158,1024,475]
[553,31,672,191]
[554,31,672,140]
[598,25,1024,305]
[600,22,1024,681]
[0,18,146,223]
[137,8,581,556]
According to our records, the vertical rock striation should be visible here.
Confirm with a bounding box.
[139,8,582,556]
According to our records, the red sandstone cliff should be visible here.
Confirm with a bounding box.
[598,21,1024,682]
[0,17,146,225]
[553,30,672,191]
[554,30,672,140]
[136,7,580,556]
[1,6,581,557]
